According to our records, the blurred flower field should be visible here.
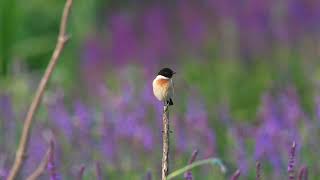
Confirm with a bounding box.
[1,0,320,179]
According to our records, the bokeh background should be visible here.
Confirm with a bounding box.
[1,0,320,179]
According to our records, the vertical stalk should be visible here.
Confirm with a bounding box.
[162,105,169,180]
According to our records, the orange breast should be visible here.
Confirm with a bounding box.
[156,79,169,89]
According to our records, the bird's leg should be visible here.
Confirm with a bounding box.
[168,98,173,106]
[164,100,169,107]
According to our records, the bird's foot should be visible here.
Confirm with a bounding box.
[161,130,173,133]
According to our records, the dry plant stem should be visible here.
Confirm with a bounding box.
[26,147,51,180]
[162,105,170,180]
[77,165,86,180]
[7,0,73,179]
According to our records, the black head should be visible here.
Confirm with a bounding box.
[158,68,176,78]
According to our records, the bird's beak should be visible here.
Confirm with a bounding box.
[173,71,176,74]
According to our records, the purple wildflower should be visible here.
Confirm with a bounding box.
[141,6,171,65]
[185,95,216,156]
[109,13,138,66]
[73,101,92,136]
[77,165,85,180]
[136,125,154,151]
[95,162,102,180]
[255,93,283,172]
[0,94,16,147]
[184,150,198,180]
[145,171,152,180]
[229,127,249,175]
[0,94,15,122]
[47,97,73,139]
[230,169,241,180]
[256,161,261,180]
[298,165,308,180]
[173,115,187,153]
[288,141,297,180]
[0,155,7,180]
[302,166,308,180]
[81,35,105,65]
[48,140,58,180]
[177,0,208,48]
[279,87,302,129]
[315,96,320,123]
[188,150,199,165]
[25,128,47,175]
[204,130,216,157]
[185,96,208,131]
[184,172,193,180]
[100,110,116,161]
[80,36,107,92]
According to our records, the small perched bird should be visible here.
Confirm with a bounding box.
[153,68,176,106]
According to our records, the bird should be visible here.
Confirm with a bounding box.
[153,67,176,106]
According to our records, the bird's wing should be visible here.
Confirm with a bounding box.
[170,79,174,100]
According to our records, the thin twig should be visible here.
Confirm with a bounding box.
[162,105,170,180]
[26,146,52,180]
[7,0,73,179]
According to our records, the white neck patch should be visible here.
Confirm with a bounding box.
[155,75,170,80]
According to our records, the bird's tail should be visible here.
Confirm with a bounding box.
[167,98,174,106]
